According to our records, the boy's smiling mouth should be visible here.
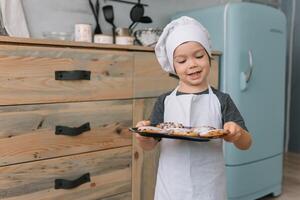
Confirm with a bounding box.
[187,70,202,79]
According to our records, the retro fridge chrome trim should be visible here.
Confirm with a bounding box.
[175,2,286,199]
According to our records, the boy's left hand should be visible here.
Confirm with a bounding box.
[223,121,243,143]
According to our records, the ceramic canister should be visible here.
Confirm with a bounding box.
[74,24,92,42]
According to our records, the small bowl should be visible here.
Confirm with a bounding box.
[133,28,162,47]
[43,32,73,41]
[116,36,134,45]
[94,34,113,44]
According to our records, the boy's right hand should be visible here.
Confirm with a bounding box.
[135,120,158,151]
[136,120,151,127]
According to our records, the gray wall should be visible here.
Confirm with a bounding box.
[22,0,233,38]
[287,1,300,152]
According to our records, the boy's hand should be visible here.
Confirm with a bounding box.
[135,120,158,151]
[223,121,243,143]
[223,121,252,150]
[136,120,151,127]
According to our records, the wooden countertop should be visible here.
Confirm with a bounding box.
[0,36,222,55]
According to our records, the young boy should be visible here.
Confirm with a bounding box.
[135,16,252,200]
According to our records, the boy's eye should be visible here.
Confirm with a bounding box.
[196,55,204,59]
[176,59,186,64]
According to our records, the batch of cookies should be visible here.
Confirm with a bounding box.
[137,122,228,138]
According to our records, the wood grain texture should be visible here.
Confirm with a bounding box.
[0,36,224,54]
[0,147,131,200]
[100,192,131,200]
[210,55,220,89]
[0,45,133,105]
[0,100,132,166]
[133,52,178,98]
[0,35,154,52]
[132,98,160,200]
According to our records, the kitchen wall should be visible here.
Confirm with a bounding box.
[284,0,300,153]
[22,0,236,38]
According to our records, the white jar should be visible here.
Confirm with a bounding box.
[74,24,92,42]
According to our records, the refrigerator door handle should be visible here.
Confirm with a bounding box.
[246,50,253,83]
[240,50,253,91]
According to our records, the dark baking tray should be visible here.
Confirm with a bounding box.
[129,127,210,142]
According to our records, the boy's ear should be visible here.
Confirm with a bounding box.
[209,57,213,66]
[169,68,179,79]
[169,73,179,79]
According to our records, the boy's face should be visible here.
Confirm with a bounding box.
[173,41,210,89]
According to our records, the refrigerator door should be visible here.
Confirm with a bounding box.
[174,3,286,198]
[175,3,286,164]
[222,3,286,165]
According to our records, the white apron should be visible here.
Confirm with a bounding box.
[154,85,227,200]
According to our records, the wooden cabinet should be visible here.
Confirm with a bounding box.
[0,36,220,200]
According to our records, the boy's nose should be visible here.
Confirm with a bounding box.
[188,59,198,69]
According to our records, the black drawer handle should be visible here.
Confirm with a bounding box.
[55,70,91,80]
[55,122,91,136]
[55,173,91,190]
[169,73,179,79]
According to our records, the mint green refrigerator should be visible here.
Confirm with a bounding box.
[175,2,286,199]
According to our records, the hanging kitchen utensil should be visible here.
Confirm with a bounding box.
[102,5,116,44]
[88,0,102,34]
[128,0,144,33]
[95,0,100,17]
[106,0,148,6]
[139,16,152,23]
[130,16,152,32]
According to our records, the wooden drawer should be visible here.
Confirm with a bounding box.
[0,45,133,105]
[0,147,131,200]
[0,100,132,166]
[133,52,178,98]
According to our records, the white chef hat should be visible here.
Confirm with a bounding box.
[155,16,212,74]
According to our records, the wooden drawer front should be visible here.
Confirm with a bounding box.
[132,99,159,200]
[0,100,132,166]
[0,147,131,200]
[209,55,220,89]
[133,52,178,98]
[0,45,133,105]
